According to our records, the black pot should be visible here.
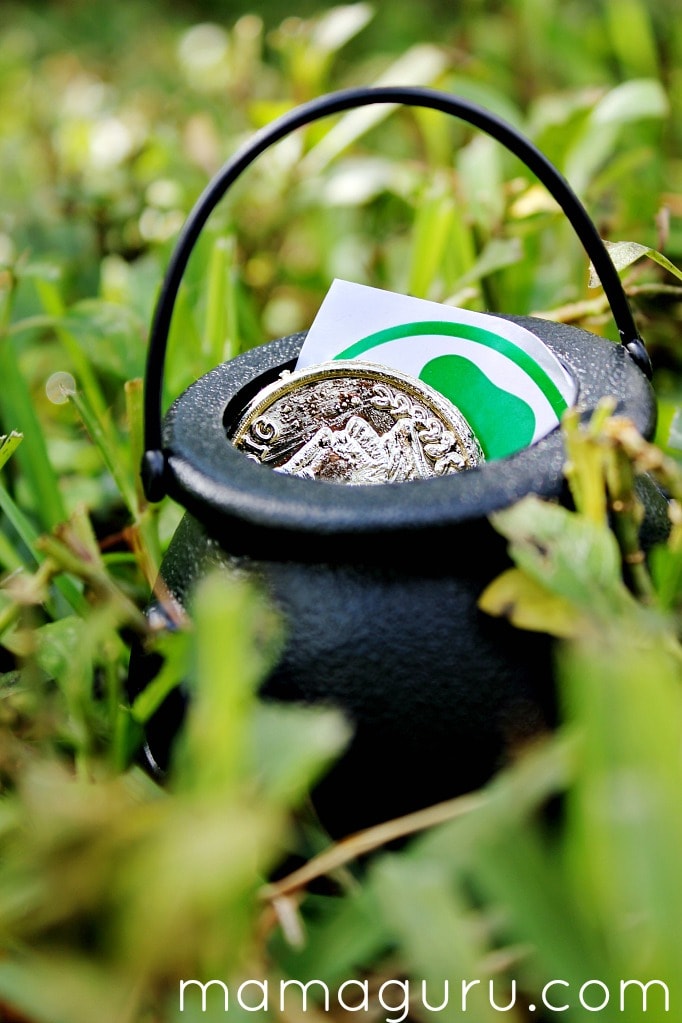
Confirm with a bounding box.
[129,87,664,836]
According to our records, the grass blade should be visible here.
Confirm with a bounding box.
[0,282,66,531]
[68,389,137,518]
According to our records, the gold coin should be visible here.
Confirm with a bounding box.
[229,361,483,485]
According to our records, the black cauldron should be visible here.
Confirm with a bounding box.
[129,87,665,836]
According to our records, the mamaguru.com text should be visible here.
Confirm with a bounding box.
[179,975,670,1018]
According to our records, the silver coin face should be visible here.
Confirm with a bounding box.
[229,361,483,485]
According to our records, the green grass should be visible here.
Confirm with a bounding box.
[0,1,681,1020]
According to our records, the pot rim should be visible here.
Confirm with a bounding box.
[162,315,655,556]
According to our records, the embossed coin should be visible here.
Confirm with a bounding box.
[229,361,483,485]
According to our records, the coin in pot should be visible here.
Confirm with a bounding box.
[229,360,483,485]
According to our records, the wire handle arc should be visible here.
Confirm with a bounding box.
[142,85,650,501]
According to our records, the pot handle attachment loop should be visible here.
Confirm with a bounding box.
[142,85,651,503]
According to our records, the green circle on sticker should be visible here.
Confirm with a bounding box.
[335,319,569,420]
[419,355,536,460]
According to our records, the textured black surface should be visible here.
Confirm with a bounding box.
[130,317,667,835]
[132,511,555,835]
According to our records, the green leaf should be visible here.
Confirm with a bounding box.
[0,336,66,531]
[275,886,388,987]
[319,156,414,207]
[591,78,668,127]
[0,431,22,471]
[667,407,682,452]
[252,702,350,807]
[413,736,574,869]
[61,300,146,382]
[371,856,502,1023]
[385,739,591,1010]
[407,183,457,298]
[202,235,239,365]
[564,80,667,194]
[479,567,584,638]
[68,387,137,517]
[588,239,682,288]
[35,277,111,427]
[14,261,61,283]
[35,616,85,687]
[0,480,87,613]
[0,954,133,1023]
[603,0,659,78]
[173,572,282,794]
[130,629,189,725]
[471,820,602,992]
[490,496,635,618]
[300,44,449,174]
[454,237,523,290]
[457,136,505,232]
[311,3,374,55]
[560,632,682,1001]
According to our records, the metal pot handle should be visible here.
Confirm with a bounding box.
[142,85,651,501]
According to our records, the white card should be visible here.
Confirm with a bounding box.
[295,280,576,460]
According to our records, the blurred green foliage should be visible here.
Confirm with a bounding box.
[0,0,682,1020]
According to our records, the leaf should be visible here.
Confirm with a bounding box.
[173,572,283,794]
[35,616,85,688]
[591,78,668,127]
[371,856,502,1023]
[300,44,449,174]
[560,631,682,998]
[130,629,189,725]
[564,80,667,194]
[470,818,601,991]
[0,431,22,472]
[14,261,62,283]
[588,239,682,288]
[457,135,505,232]
[668,407,682,452]
[446,75,524,129]
[407,183,457,298]
[319,156,414,206]
[490,496,635,618]
[252,702,350,807]
[36,277,111,426]
[274,886,388,987]
[203,235,238,365]
[454,237,523,290]
[68,388,138,517]
[414,736,574,870]
[603,0,659,78]
[369,739,589,1016]
[61,300,146,381]
[0,954,133,1023]
[442,742,597,988]
[0,329,66,531]
[311,3,374,55]
[478,567,584,638]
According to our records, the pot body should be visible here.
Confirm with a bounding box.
[134,510,556,835]
[129,316,667,835]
